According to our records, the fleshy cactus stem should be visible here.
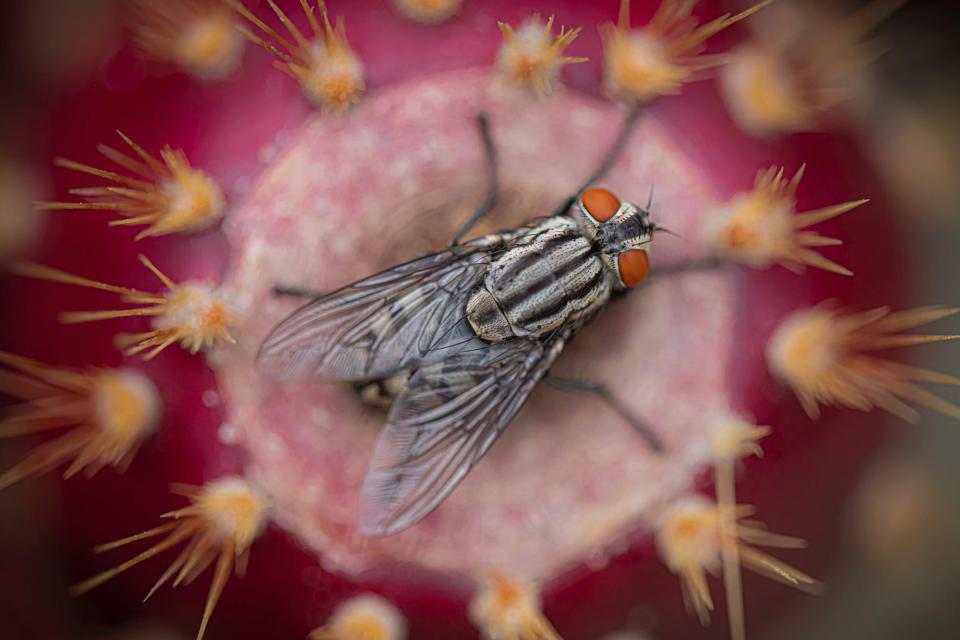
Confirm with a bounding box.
[1,1,942,639]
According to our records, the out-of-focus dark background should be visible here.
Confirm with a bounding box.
[1,1,960,639]
[761,2,960,639]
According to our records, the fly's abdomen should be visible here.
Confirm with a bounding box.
[467,219,609,341]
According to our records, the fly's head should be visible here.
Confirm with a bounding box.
[577,187,656,289]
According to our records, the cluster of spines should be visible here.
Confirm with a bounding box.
[226,0,366,112]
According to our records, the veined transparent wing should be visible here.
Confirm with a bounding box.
[358,328,571,536]
[257,237,503,382]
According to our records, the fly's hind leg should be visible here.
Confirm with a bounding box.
[449,112,499,247]
[544,375,664,452]
[551,104,643,217]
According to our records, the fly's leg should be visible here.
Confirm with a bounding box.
[577,104,643,193]
[272,285,326,299]
[551,104,643,217]
[449,112,499,247]
[605,257,727,303]
[274,114,496,296]
[651,256,727,277]
[544,375,664,452]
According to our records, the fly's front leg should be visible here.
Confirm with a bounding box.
[551,104,643,217]
[544,375,664,453]
[272,285,326,299]
[449,112,499,247]
[651,256,727,278]
[605,257,727,304]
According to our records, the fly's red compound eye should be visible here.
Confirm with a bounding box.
[617,249,650,288]
[581,188,621,222]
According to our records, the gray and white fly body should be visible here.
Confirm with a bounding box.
[257,114,662,536]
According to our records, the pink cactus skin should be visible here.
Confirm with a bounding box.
[0,1,902,638]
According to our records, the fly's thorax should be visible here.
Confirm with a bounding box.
[467,217,612,341]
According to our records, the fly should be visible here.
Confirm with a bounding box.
[258,110,674,536]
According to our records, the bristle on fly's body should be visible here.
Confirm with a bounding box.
[0,352,161,490]
[72,477,270,640]
[227,0,365,111]
[496,14,587,96]
[133,0,246,81]
[13,255,235,360]
[392,0,462,25]
[655,496,818,626]
[601,0,775,104]
[469,572,560,640]
[308,593,407,640]
[37,132,225,240]
[767,305,960,421]
[703,165,867,275]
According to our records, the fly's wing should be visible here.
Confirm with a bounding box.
[358,328,571,536]
[257,238,503,382]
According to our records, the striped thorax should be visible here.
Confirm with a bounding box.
[467,189,656,342]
